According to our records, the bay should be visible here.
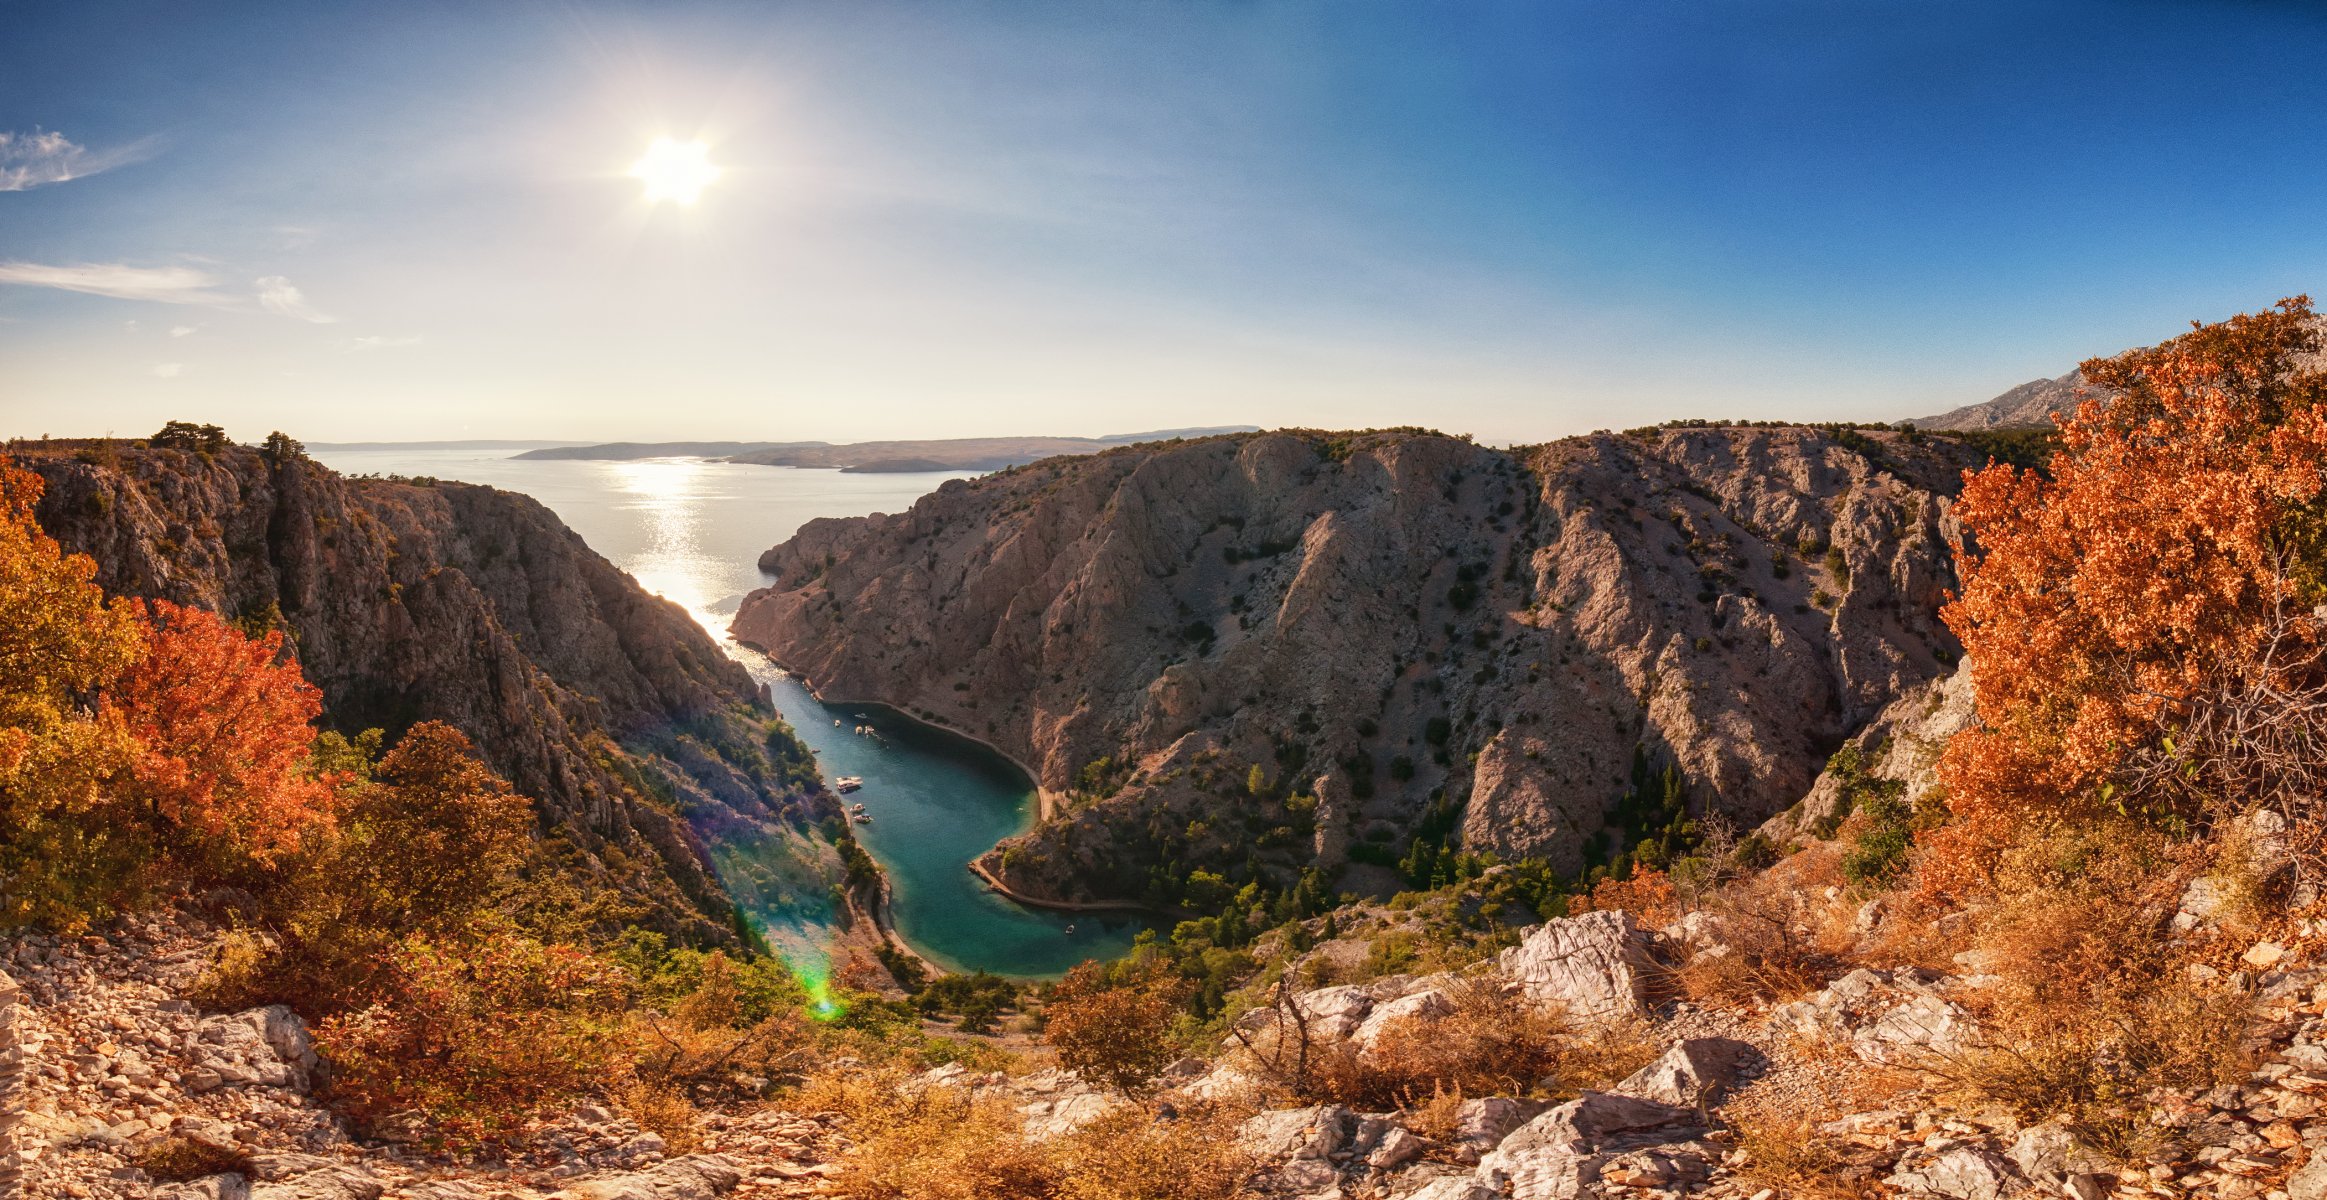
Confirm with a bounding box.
[311,447,1152,977]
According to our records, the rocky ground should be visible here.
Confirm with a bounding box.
[916,901,2327,1200]
[0,913,846,1200]
[15,903,2327,1200]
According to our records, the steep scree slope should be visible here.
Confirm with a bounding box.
[732,427,1990,905]
[20,443,848,947]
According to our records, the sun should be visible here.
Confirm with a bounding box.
[629,137,721,205]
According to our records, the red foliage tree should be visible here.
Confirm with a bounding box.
[108,600,340,866]
[1928,298,2327,897]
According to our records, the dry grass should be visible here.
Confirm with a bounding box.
[617,1080,702,1154]
[1725,1110,1889,1200]
[1242,976,1658,1110]
[1672,850,1858,1007]
[128,1136,253,1182]
[796,1067,1257,1200]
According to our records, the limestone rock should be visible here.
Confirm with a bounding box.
[1885,1145,2024,1200]
[1496,911,1657,1021]
[1613,1037,1758,1107]
[1239,1106,1352,1162]
[734,428,1981,903]
[1769,966,1979,1064]
[563,1157,742,1200]
[1477,1092,1702,1200]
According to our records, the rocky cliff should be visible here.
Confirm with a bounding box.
[17,442,849,948]
[732,426,1993,906]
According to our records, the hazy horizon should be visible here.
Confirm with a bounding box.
[7,2,2327,445]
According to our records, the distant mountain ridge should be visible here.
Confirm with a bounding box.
[514,427,1262,470]
[1909,369,2089,431]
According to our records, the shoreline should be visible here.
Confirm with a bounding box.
[741,649,1064,819]
[965,857,1192,920]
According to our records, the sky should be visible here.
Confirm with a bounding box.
[4,1,2327,446]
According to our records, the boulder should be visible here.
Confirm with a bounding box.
[1477,1092,1701,1200]
[1612,1037,1758,1107]
[190,1006,319,1090]
[1239,1105,1353,1162]
[2290,1150,2327,1200]
[1495,911,1657,1021]
[154,1175,250,1200]
[566,1156,744,1200]
[2008,1123,2111,1187]
[1353,987,1457,1049]
[249,1167,385,1200]
[1769,967,1978,1064]
[1885,1145,2024,1200]
[1393,1178,1498,1200]
[1451,1096,1551,1155]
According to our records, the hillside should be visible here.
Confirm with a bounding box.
[1910,368,2088,431]
[732,425,1986,907]
[14,441,855,949]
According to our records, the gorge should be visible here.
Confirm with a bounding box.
[731,424,2012,910]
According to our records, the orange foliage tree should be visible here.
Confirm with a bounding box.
[0,463,146,926]
[109,600,340,869]
[1930,298,2327,895]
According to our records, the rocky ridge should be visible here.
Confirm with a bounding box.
[732,427,1987,905]
[14,443,848,949]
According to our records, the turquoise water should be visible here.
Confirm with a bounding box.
[312,447,1150,977]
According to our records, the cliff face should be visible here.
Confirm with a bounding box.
[21,443,846,947]
[733,427,1988,905]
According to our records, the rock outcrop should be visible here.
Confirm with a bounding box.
[16,443,845,946]
[733,426,1987,905]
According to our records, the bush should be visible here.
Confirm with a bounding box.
[1930,297,2327,897]
[316,930,634,1148]
[803,1067,1254,1200]
[1042,962,1187,1094]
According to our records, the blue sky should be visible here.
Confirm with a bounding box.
[4,0,2326,444]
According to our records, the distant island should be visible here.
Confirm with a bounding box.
[307,438,591,451]
[512,427,1262,471]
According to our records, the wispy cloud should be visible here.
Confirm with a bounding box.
[0,129,154,191]
[0,261,230,304]
[169,324,197,338]
[152,362,183,378]
[256,275,334,323]
[346,334,422,351]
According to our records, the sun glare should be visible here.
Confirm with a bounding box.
[629,137,721,205]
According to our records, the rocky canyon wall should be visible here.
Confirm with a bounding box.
[733,427,1990,905]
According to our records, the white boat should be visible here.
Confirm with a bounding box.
[853,814,873,824]
[836,775,863,793]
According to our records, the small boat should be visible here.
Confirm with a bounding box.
[853,814,873,824]
[1063,924,1076,935]
[836,775,863,793]
[833,718,842,727]
[849,802,867,814]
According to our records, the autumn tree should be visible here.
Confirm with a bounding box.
[109,600,340,872]
[257,721,538,1009]
[1930,297,2327,895]
[1041,961,1187,1094]
[0,463,145,927]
